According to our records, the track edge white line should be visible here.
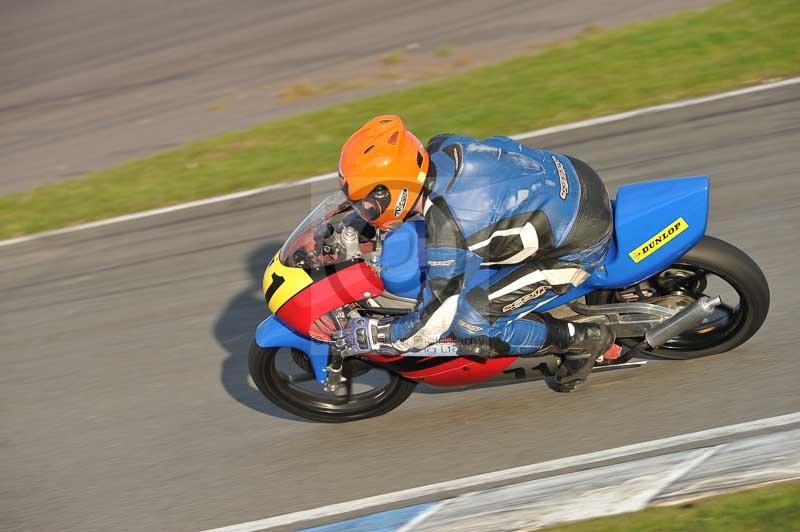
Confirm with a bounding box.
[395,500,449,532]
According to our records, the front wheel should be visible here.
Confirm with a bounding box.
[588,236,769,359]
[248,342,416,422]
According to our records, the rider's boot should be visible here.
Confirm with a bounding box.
[540,318,616,393]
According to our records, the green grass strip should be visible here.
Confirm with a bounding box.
[2,0,798,239]
[545,480,800,531]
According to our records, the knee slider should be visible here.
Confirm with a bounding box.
[452,299,490,339]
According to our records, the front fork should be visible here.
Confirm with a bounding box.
[322,344,347,392]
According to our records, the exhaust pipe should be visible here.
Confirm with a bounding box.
[645,295,722,348]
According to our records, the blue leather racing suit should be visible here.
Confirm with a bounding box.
[388,134,613,356]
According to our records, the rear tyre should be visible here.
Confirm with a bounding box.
[588,236,769,359]
[248,342,416,422]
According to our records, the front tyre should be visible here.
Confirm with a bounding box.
[248,342,416,422]
[589,236,769,359]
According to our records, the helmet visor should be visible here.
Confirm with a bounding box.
[349,184,391,223]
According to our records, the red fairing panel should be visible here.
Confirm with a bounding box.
[276,262,384,335]
[366,353,518,387]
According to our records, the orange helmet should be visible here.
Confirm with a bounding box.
[338,115,429,231]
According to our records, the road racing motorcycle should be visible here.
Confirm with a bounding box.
[249,175,769,422]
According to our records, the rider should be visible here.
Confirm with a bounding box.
[337,115,616,392]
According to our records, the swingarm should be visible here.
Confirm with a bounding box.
[568,295,722,349]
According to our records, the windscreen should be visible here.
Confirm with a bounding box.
[279,192,378,269]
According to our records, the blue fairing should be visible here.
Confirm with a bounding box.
[380,176,709,312]
[255,315,330,383]
[586,176,709,286]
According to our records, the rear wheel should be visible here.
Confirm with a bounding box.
[588,236,769,359]
[248,342,416,422]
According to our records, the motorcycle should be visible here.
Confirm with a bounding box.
[249,175,769,422]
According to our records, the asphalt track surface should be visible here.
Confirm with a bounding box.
[2,85,799,532]
[0,0,719,193]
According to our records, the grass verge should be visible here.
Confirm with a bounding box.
[2,0,798,239]
[545,480,800,531]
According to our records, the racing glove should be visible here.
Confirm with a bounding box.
[333,316,395,355]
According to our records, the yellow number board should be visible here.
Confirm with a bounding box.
[262,253,313,312]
